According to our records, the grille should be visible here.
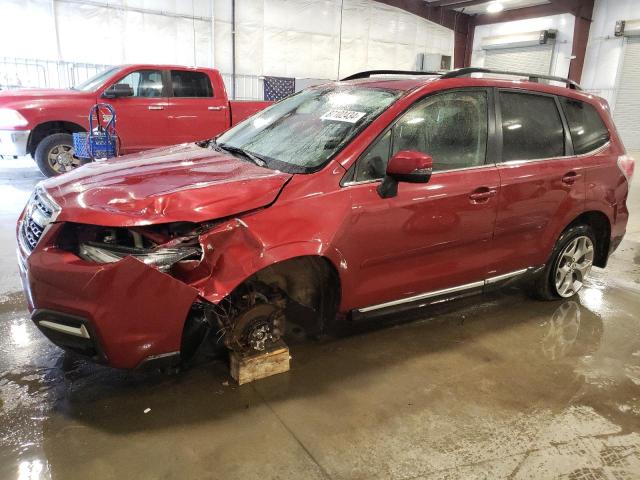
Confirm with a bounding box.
[19,189,58,253]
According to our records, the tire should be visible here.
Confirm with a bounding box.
[34,133,83,177]
[532,225,596,300]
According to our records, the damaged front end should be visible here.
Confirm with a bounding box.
[58,222,204,273]
[49,220,291,364]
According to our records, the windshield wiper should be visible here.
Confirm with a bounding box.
[216,142,267,167]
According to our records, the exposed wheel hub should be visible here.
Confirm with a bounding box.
[227,303,285,352]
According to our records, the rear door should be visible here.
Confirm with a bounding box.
[168,69,229,143]
[339,88,501,311]
[492,89,586,276]
[101,68,169,152]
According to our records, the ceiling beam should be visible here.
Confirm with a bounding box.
[472,0,593,26]
[429,0,493,8]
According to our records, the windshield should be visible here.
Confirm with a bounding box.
[216,86,401,173]
[72,67,121,91]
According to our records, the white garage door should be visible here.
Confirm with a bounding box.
[484,44,554,76]
[614,37,640,151]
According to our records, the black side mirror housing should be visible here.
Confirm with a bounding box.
[102,84,134,98]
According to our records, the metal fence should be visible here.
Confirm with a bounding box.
[0,57,331,101]
[0,57,112,90]
[221,73,265,101]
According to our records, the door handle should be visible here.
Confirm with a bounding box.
[208,106,226,111]
[469,187,497,203]
[148,105,164,110]
[561,171,580,185]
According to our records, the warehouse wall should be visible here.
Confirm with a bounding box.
[0,0,454,88]
[470,14,575,78]
[581,0,640,108]
[213,0,454,79]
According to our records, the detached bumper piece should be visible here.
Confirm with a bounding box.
[32,309,105,361]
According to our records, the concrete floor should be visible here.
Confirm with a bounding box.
[1,155,639,480]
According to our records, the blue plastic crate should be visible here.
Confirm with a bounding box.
[73,103,118,159]
[73,131,117,159]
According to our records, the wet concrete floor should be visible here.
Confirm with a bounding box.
[1,156,639,479]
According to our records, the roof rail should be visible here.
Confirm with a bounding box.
[440,67,582,90]
[340,70,442,81]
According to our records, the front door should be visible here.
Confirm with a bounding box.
[168,69,229,143]
[101,69,170,152]
[338,89,501,311]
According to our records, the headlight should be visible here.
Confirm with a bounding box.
[78,243,202,272]
[0,108,28,128]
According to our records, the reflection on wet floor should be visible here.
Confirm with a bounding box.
[0,158,639,479]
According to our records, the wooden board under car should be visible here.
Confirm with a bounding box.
[229,342,290,385]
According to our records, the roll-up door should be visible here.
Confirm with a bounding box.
[483,44,554,76]
[613,37,640,151]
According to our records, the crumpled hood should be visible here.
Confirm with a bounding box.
[41,143,292,227]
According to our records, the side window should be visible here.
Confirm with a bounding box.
[500,92,564,161]
[353,90,487,181]
[171,71,213,97]
[354,131,391,181]
[114,70,163,98]
[559,97,610,154]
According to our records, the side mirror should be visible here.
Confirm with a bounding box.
[377,150,433,198]
[102,83,134,98]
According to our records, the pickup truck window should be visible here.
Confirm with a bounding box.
[171,71,213,97]
[216,86,401,173]
[72,67,120,91]
[115,70,164,97]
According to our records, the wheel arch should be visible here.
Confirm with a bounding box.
[564,210,611,268]
[27,121,85,156]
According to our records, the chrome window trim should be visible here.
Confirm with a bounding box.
[499,140,611,166]
[342,163,496,187]
[357,268,531,313]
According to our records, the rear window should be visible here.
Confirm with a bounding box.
[171,70,213,97]
[559,97,610,155]
[500,91,565,161]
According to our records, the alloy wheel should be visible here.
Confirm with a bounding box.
[47,144,81,173]
[554,235,594,298]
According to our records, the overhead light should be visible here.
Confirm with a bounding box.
[487,1,504,13]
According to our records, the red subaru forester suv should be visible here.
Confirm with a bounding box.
[17,68,634,370]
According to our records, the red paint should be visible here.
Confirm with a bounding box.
[386,150,433,176]
[0,64,272,155]
[17,75,631,369]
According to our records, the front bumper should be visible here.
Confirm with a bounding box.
[0,129,30,156]
[18,227,199,369]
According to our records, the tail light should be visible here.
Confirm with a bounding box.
[617,154,635,181]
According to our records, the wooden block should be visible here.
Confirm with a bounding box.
[229,342,290,385]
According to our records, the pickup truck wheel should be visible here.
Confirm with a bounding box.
[532,225,596,300]
[34,133,83,177]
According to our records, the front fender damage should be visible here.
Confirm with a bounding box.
[26,252,199,369]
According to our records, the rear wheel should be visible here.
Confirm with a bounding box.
[532,225,596,300]
[34,133,83,177]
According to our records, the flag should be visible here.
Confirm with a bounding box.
[264,76,295,101]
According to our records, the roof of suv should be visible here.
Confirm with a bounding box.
[336,68,601,105]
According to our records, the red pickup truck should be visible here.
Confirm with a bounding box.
[0,64,271,176]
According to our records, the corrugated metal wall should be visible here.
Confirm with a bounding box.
[613,37,640,151]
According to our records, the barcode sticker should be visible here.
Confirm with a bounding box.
[320,109,366,123]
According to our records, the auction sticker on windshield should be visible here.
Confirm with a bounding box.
[320,109,366,123]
